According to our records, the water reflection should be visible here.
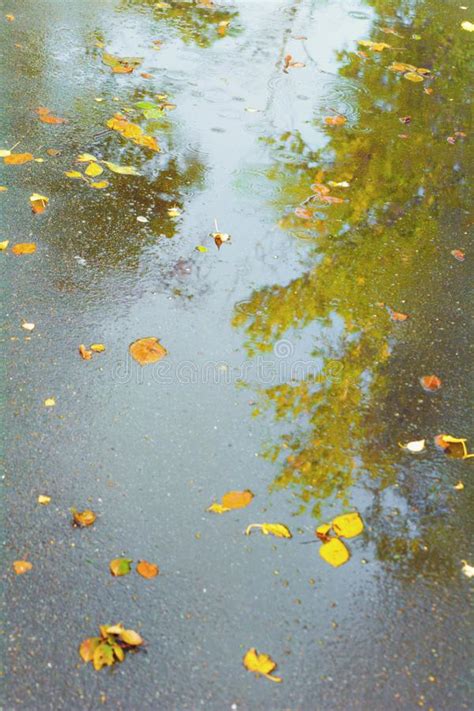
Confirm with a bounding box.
[233,0,471,520]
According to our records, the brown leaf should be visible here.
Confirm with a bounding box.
[136,560,159,579]
[13,560,32,575]
[129,337,167,365]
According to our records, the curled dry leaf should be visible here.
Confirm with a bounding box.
[13,560,32,575]
[245,523,292,539]
[453,481,464,490]
[324,115,346,126]
[399,438,426,453]
[420,375,441,392]
[110,558,133,576]
[243,648,282,682]
[4,152,34,165]
[30,193,49,214]
[129,337,167,365]
[136,560,159,579]
[12,242,36,255]
[434,434,473,459]
[72,508,96,527]
[319,537,350,567]
[120,629,143,646]
[79,344,92,360]
[212,232,231,249]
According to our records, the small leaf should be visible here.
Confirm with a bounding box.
[404,71,424,82]
[420,375,441,392]
[129,337,167,365]
[36,107,67,124]
[102,161,140,176]
[110,558,133,577]
[212,231,231,249]
[0,240,9,251]
[119,629,143,646]
[65,171,83,179]
[243,648,282,682]
[44,397,55,407]
[90,181,109,189]
[324,115,346,126]
[221,490,254,510]
[93,641,114,670]
[461,560,474,577]
[21,322,35,331]
[453,481,464,490]
[167,206,181,217]
[461,21,474,32]
[136,560,159,579]
[79,344,92,360]
[13,560,32,575]
[331,512,364,538]
[245,523,292,539]
[72,508,96,527]
[77,153,98,162]
[12,242,36,255]
[30,193,49,214]
[451,249,465,261]
[85,162,104,177]
[207,503,230,514]
[103,623,125,635]
[196,245,208,253]
[90,343,105,352]
[399,439,426,453]
[319,538,350,567]
[79,637,101,662]
[111,642,125,662]
[37,494,51,505]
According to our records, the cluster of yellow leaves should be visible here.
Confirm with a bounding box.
[316,512,364,567]
[243,648,282,682]
[65,154,140,190]
[129,337,168,365]
[106,113,160,151]
[207,489,254,514]
[79,623,143,671]
[389,62,431,83]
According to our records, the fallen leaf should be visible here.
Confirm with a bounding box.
[90,181,109,189]
[283,54,305,71]
[331,512,364,539]
[44,397,55,407]
[79,344,92,360]
[358,39,391,51]
[245,523,292,538]
[4,152,34,165]
[0,186,8,191]
[37,495,51,505]
[136,560,159,579]
[36,107,67,124]
[90,343,105,352]
[77,153,98,162]
[196,245,208,253]
[21,321,35,331]
[12,243,36,255]
[420,375,441,392]
[72,508,96,527]
[243,648,282,682]
[404,71,424,82]
[0,240,9,251]
[294,206,312,219]
[388,307,409,321]
[110,558,133,577]
[106,113,160,151]
[85,162,104,177]
[461,560,474,577]
[212,232,231,249]
[207,503,230,514]
[6,14,15,21]
[65,170,83,179]
[129,337,167,365]
[119,629,143,646]
[399,116,412,124]
[461,21,474,31]
[453,481,464,490]
[112,64,134,74]
[324,115,347,126]
[0,149,11,157]
[141,72,153,79]
[79,637,101,662]
[451,249,465,261]
[399,439,426,453]
[30,193,49,214]
[13,560,32,575]
[316,523,332,542]
[102,161,140,176]
[47,148,61,156]
[434,434,473,459]
[319,537,350,567]
[93,642,115,670]
[208,489,254,513]
[167,206,181,218]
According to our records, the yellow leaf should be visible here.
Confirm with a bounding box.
[22,321,35,330]
[243,648,282,682]
[207,502,230,514]
[319,538,350,567]
[358,40,391,51]
[316,523,332,541]
[389,62,417,73]
[221,489,254,510]
[129,337,167,365]
[454,481,464,490]
[167,206,181,217]
[0,186,8,191]
[37,495,51,505]
[196,245,208,253]
[119,629,143,646]
[65,171,83,179]
[0,240,9,251]
[404,72,424,82]
[90,181,109,189]
[44,397,55,407]
[245,523,292,539]
[461,560,474,577]
[90,343,105,352]
[461,21,474,32]
[79,637,101,662]
[102,161,140,175]
[85,162,104,177]
[331,512,364,538]
[0,149,11,157]
[72,509,96,527]
[93,642,114,670]
[30,193,49,214]
[77,153,98,162]
[13,560,32,575]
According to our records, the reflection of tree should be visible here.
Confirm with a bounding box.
[232,0,471,519]
[121,0,240,47]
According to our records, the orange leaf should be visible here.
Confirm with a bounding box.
[112,64,134,74]
[72,509,96,527]
[420,375,441,392]
[79,344,92,360]
[13,560,32,575]
[136,560,159,579]
[36,107,67,124]
[129,337,167,365]
[451,249,465,262]
[324,115,346,126]
[221,489,254,510]
[11,242,36,255]
[390,310,409,322]
[4,152,34,165]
